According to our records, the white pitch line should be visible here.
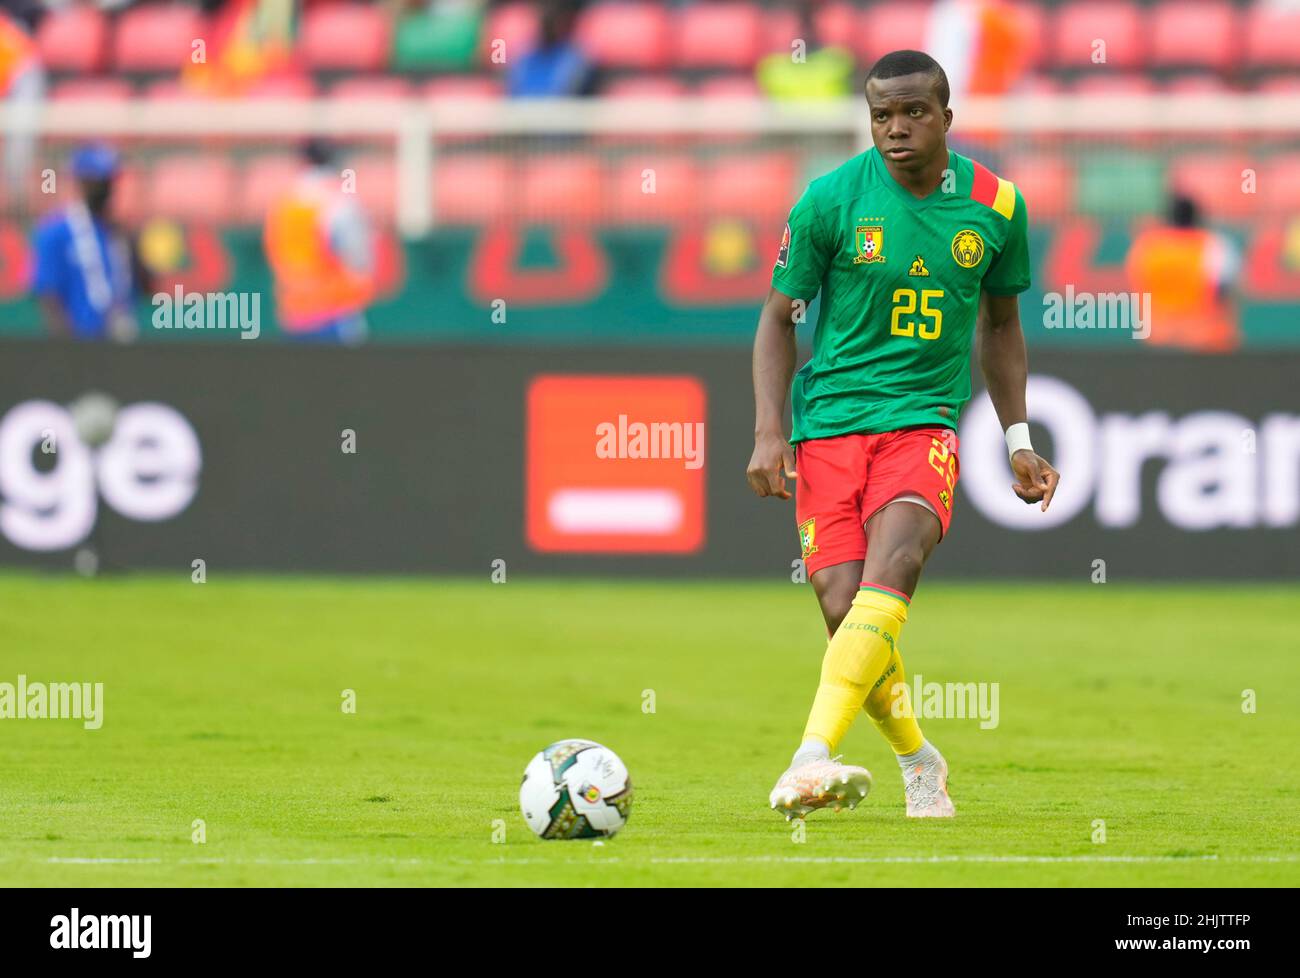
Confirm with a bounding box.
[34,853,1300,867]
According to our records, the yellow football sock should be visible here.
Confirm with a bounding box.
[802,584,912,752]
[863,642,925,756]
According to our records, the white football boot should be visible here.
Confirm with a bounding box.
[769,757,872,820]
[902,743,955,818]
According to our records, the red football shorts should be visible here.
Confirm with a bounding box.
[794,426,959,577]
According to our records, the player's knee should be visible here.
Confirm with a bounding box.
[880,541,926,590]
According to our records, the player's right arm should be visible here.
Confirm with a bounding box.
[748,191,831,500]
[747,287,800,499]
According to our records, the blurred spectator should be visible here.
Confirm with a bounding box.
[926,0,1031,105]
[31,144,144,342]
[1126,193,1241,353]
[392,0,483,72]
[184,0,298,96]
[507,0,594,98]
[263,139,375,344]
[0,3,43,195]
[757,0,853,100]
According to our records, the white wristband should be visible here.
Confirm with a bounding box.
[1005,422,1034,461]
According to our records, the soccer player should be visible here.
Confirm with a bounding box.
[747,50,1059,818]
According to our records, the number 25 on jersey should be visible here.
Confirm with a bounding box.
[890,288,943,340]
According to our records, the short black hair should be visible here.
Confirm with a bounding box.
[1169,193,1201,229]
[865,50,950,108]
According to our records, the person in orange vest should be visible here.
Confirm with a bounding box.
[1125,194,1241,353]
[0,5,44,196]
[263,139,375,343]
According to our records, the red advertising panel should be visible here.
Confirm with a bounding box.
[526,375,706,553]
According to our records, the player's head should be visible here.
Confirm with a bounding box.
[864,50,952,172]
[71,143,120,216]
[1168,193,1201,229]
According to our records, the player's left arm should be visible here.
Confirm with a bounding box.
[976,186,1059,512]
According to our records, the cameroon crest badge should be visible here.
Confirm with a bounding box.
[853,225,885,264]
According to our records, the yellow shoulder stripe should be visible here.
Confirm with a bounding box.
[992,178,1016,220]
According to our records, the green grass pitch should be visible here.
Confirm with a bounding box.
[1,573,1297,887]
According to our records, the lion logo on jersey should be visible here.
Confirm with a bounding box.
[951,228,985,268]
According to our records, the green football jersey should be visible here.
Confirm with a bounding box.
[771,147,1031,444]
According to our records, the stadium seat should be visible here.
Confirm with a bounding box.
[700,154,797,220]
[422,76,505,102]
[521,155,605,223]
[813,2,859,51]
[1053,2,1144,70]
[483,2,539,67]
[1169,153,1261,220]
[243,75,318,100]
[1011,1,1048,71]
[239,155,301,224]
[330,77,413,101]
[602,75,688,98]
[37,5,108,73]
[1070,73,1157,94]
[150,155,237,224]
[1244,4,1300,68]
[857,2,930,65]
[606,154,699,223]
[696,74,761,96]
[578,2,672,69]
[346,155,398,223]
[1263,153,1300,212]
[49,78,134,102]
[1258,74,1300,94]
[1161,74,1233,95]
[300,3,392,71]
[1150,1,1238,71]
[434,154,513,224]
[113,4,206,72]
[675,2,765,69]
[1003,154,1073,221]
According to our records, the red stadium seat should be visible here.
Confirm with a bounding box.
[300,3,391,71]
[1162,74,1234,95]
[1003,153,1073,221]
[346,155,398,224]
[606,154,699,223]
[603,75,688,97]
[239,155,301,224]
[675,2,764,69]
[422,75,505,102]
[434,154,513,224]
[1263,153,1300,212]
[700,154,798,221]
[243,74,317,99]
[37,5,108,73]
[1070,73,1157,94]
[330,77,413,101]
[521,155,605,223]
[1150,1,1238,71]
[578,2,671,69]
[113,4,206,72]
[1258,74,1300,94]
[150,155,236,224]
[1169,153,1261,220]
[1244,4,1300,68]
[50,78,134,101]
[1053,2,1144,70]
[483,2,539,68]
[857,2,930,65]
[814,2,859,51]
[1011,1,1048,71]
[696,74,761,96]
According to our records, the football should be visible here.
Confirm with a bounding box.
[519,739,633,840]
